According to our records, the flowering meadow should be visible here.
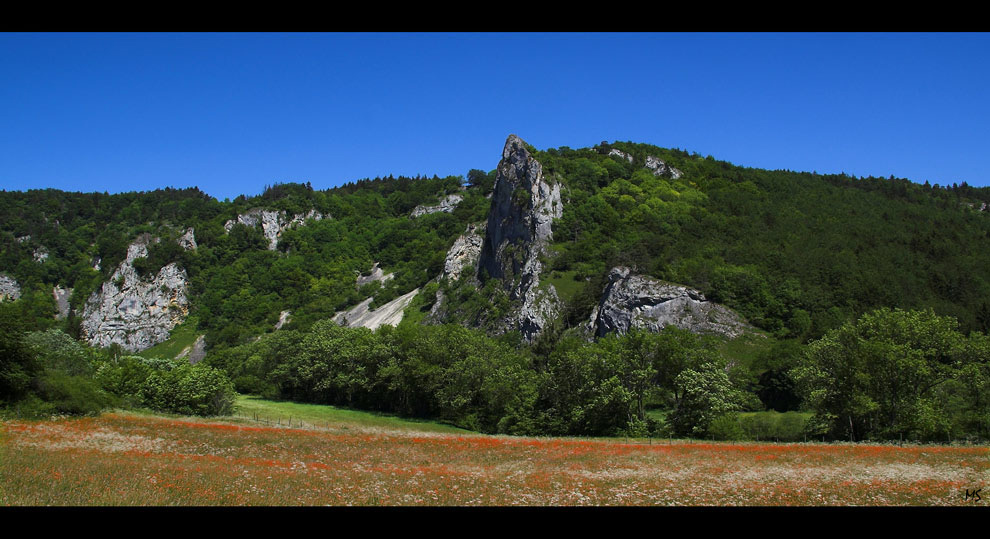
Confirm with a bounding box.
[1,412,987,506]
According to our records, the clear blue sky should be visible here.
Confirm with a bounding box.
[2,32,988,200]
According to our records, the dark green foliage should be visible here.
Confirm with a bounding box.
[794,308,987,441]
[0,304,39,404]
[140,359,236,416]
[537,142,990,338]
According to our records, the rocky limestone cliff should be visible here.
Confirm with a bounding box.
[608,148,634,163]
[356,262,394,288]
[178,228,197,250]
[588,267,751,339]
[52,286,71,319]
[274,310,292,330]
[411,193,464,217]
[440,223,484,282]
[176,335,206,364]
[33,246,49,263]
[0,273,21,301]
[427,223,485,321]
[80,234,189,352]
[223,208,324,250]
[476,134,563,341]
[332,288,419,331]
[645,155,683,180]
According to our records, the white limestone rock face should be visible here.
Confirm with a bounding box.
[274,310,291,330]
[0,273,21,301]
[476,134,563,342]
[80,235,189,352]
[356,262,394,288]
[411,193,464,217]
[224,208,325,250]
[33,246,49,263]
[588,267,751,339]
[332,288,419,331]
[178,228,197,251]
[440,224,484,282]
[608,148,634,163]
[52,286,72,319]
[645,155,684,180]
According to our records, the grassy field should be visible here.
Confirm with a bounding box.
[2,407,988,506]
[231,395,471,435]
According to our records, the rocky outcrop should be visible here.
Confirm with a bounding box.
[52,286,71,319]
[33,246,49,263]
[332,288,419,331]
[440,224,484,282]
[608,149,634,163]
[176,335,206,364]
[274,310,291,330]
[411,194,463,217]
[588,267,751,339]
[223,208,325,250]
[178,228,197,251]
[477,134,563,342]
[80,235,189,352]
[0,273,21,301]
[356,262,394,288]
[645,155,683,180]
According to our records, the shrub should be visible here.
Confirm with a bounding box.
[708,412,746,441]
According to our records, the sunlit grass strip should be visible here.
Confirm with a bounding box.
[2,413,987,506]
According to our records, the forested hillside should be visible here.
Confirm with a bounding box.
[3,135,990,442]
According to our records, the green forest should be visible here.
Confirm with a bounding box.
[3,137,990,443]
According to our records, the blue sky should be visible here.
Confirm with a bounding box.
[2,32,988,200]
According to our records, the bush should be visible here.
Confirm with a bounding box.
[777,411,809,441]
[708,412,746,441]
[740,412,776,441]
[141,360,236,416]
[738,411,810,442]
[34,370,112,416]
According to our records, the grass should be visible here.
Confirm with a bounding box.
[542,269,583,303]
[3,411,986,506]
[231,395,471,435]
[137,315,202,360]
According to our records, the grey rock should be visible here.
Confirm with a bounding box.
[15,235,31,244]
[356,262,394,288]
[411,193,464,217]
[287,209,325,228]
[176,334,207,364]
[223,208,325,250]
[608,149,634,163]
[0,273,21,301]
[332,288,419,331]
[440,224,484,282]
[275,310,291,330]
[33,246,49,263]
[178,228,197,251]
[588,267,752,339]
[80,235,189,352]
[477,134,563,342]
[52,286,72,319]
[645,155,684,180]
